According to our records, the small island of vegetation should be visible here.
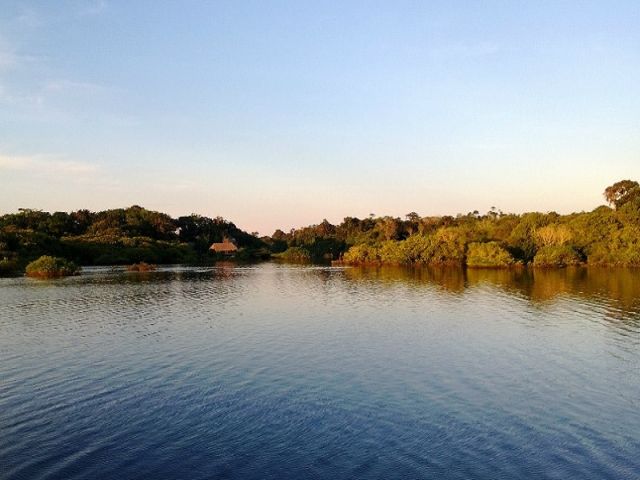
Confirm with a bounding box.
[127,262,158,272]
[25,256,80,279]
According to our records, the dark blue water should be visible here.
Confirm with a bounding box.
[1,264,639,479]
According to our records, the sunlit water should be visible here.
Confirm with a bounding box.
[1,263,639,480]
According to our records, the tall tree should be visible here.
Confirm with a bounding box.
[604,180,640,209]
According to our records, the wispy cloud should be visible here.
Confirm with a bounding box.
[43,79,109,95]
[0,78,114,108]
[9,1,108,27]
[0,6,113,111]
[0,154,99,175]
[0,65,113,109]
[0,32,41,71]
[0,89,45,107]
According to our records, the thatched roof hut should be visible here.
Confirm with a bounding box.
[210,237,238,254]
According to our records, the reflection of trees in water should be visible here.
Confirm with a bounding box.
[343,265,467,294]
[343,265,640,324]
[472,267,640,310]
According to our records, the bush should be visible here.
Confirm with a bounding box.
[533,246,582,267]
[25,255,80,278]
[401,234,434,263]
[430,227,467,265]
[348,244,385,264]
[466,242,517,268]
[275,246,312,263]
[377,240,406,264]
[534,224,572,247]
[342,244,380,264]
[587,228,640,266]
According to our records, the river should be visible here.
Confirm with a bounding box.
[1,263,639,479]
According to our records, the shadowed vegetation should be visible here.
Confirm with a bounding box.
[0,206,267,276]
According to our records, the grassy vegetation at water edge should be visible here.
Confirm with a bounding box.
[25,256,80,278]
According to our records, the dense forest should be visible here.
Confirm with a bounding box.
[1,180,639,276]
[0,206,267,275]
[269,180,640,268]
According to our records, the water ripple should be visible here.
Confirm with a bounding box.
[1,264,639,479]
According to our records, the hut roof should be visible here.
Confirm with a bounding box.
[210,238,238,253]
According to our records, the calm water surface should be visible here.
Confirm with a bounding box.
[1,263,639,479]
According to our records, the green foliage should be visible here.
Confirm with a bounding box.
[234,247,272,261]
[586,225,640,266]
[342,244,380,264]
[617,196,640,226]
[604,180,640,209]
[61,236,195,265]
[401,234,434,263]
[507,212,552,262]
[533,246,582,267]
[534,224,573,247]
[310,180,640,268]
[176,213,261,254]
[0,206,266,268]
[275,247,312,263]
[305,238,346,261]
[566,206,619,253]
[466,242,517,268]
[377,240,406,264]
[25,256,80,278]
[430,227,467,265]
[4,180,640,269]
[341,230,462,266]
[263,229,288,253]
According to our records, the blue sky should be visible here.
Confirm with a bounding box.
[1,1,638,234]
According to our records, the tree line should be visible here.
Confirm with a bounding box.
[1,180,639,275]
[0,205,266,275]
[266,180,640,268]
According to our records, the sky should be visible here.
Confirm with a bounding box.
[0,1,639,234]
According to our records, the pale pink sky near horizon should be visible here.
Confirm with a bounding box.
[0,153,634,235]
